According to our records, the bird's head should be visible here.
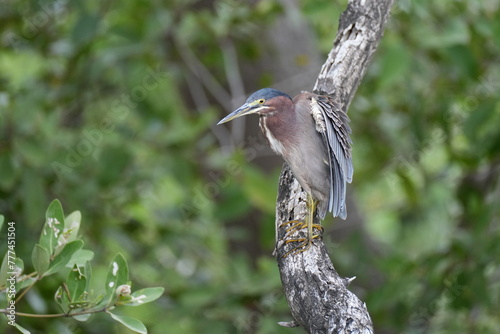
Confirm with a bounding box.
[217,88,292,124]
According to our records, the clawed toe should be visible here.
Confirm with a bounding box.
[279,222,323,258]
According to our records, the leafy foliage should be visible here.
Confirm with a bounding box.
[1,200,163,333]
[0,0,499,333]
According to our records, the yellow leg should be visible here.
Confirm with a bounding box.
[279,195,323,258]
[307,194,315,247]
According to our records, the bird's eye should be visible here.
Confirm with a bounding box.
[258,99,265,104]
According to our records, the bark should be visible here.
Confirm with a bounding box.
[275,1,395,333]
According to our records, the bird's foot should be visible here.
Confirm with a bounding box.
[281,235,321,258]
[279,220,323,236]
[278,221,323,258]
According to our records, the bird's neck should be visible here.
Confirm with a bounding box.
[259,99,296,156]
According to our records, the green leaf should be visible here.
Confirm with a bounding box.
[61,210,82,244]
[54,286,69,313]
[39,199,65,256]
[14,323,31,334]
[73,314,91,322]
[84,260,92,292]
[0,252,9,288]
[68,249,94,267]
[66,264,86,302]
[1,255,24,290]
[14,257,24,275]
[54,285,64,308]
[44,240,84,276]
[126,287,165,306]
[0,214,4,232]
[108,312,147,334]
[32,244,50,276]
[16,276,36,291]
[105,254,129,298]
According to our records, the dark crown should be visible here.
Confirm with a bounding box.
[246,88,292,103]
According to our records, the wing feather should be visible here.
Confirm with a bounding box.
[310,95,353,219]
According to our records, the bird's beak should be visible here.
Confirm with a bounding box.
[217,102,267,125]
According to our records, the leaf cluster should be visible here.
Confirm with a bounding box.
[1,201,164,333]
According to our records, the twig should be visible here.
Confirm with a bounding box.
[0,306,111,318]
[15,276,40,303]
[174,37,232,111]
[220,38,247,144]
[184,72,232,149]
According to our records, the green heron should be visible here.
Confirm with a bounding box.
[218,88,353,252]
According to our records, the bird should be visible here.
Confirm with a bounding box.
[218,88,353,253]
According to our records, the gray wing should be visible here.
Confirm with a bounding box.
[309,94,353,219]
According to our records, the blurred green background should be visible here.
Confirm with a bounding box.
[1,0,500,333]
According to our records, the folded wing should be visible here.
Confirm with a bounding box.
[309,94,353,219]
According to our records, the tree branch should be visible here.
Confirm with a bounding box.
[275,1,394,333]
[314,0,394,108]
[0,307,110,318]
